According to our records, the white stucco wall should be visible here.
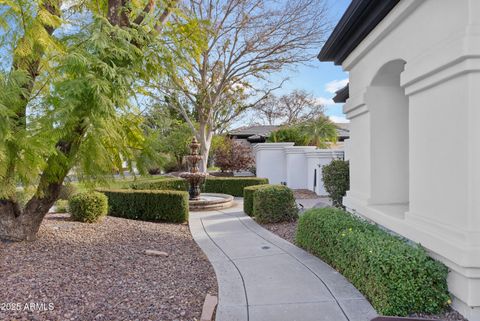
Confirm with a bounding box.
[285,146,317,189]
[340,0,480,318]
[254,143,344,195]
[254,143,294,184]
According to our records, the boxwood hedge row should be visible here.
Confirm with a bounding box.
[296,208,450,316]
[204,177,268,196]
[99,189,189,223]
[130,176,269,197]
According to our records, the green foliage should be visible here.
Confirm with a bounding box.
[252,185,298,223]
[129,176,268,197]
[296,208,450,316]
[58,183,78,200]
[267,116,338,148]
[243,184,270,216]
[130,177,188,191]
[54,200,69,213]
[204,177,268,197]
[322,160,349,207]
[138,105,194,174]
[100,189,189,223]
[268,126,309,146]
[69,192,108,223]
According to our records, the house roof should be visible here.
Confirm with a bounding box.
[333,84,349,103]
[229,124,350,139]
[228,125,279,138]
[335,123,350,137]
[318,0,400,65]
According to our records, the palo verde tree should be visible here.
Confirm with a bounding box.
[0,0,194,241]
[154,0,330,172]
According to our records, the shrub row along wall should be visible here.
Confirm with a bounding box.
[296,208,450,316]
[130,177,269,197]
[99,189,189,223]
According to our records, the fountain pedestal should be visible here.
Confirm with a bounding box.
[180,137,234,210]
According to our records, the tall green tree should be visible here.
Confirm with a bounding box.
[0,0,190,241]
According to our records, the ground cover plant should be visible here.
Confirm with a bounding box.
[296,208,450,316]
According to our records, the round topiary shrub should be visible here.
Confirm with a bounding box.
[69,192,108,223]
[253,185,298,223]
[322,159,349,207]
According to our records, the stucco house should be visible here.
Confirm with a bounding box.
[318,0,480,319]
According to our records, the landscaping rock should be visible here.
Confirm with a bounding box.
[144,250,169,257]
[0,213,217,321]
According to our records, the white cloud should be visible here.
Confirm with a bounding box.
[329,115,350,123]
[315,96,335,106]
[325,79,349,94]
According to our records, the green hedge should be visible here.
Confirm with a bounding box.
[204,177,268,197]
[130,177,188,191]
[296,208,450,316]
[253,185,298,223]
[243,184,270,216]
[100,189,189,223]
[69,192,108,223]
[130,176,268,197]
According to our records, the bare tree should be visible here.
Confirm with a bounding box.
[251,94,285,125]
[279,90,325,124]
[155,0,329,171]
[252,90,325,125]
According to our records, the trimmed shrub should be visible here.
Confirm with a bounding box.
[204,177,269,197]
[69,192,108,223]
[58,183,78,200]
[100,189,188,223]
[296,208,450,316]
[243,184,270,216]
[130,177,188,191]
[252,185,298,223]
[129,176,269,197]
[322,159,349,207]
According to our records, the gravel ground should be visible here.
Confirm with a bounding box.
[261,221,298,244]
[261,220,468,321]
[0,214,217,321]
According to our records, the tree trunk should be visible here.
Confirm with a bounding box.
[197,123,213,172]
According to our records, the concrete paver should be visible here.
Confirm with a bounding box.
[189,200,377,321]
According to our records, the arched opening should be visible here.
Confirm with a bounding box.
[366,60,409,215]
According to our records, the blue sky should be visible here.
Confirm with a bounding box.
[275,0,351,123]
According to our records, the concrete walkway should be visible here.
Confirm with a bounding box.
[189,200,377,321]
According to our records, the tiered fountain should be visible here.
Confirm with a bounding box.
[180,137,234,210]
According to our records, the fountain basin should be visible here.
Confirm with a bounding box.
[189,193,234,211]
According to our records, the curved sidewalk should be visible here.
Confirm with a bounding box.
[189,200,378,321]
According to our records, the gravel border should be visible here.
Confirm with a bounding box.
[1,214,217,321]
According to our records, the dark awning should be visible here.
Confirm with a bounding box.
[318,0,400,65]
